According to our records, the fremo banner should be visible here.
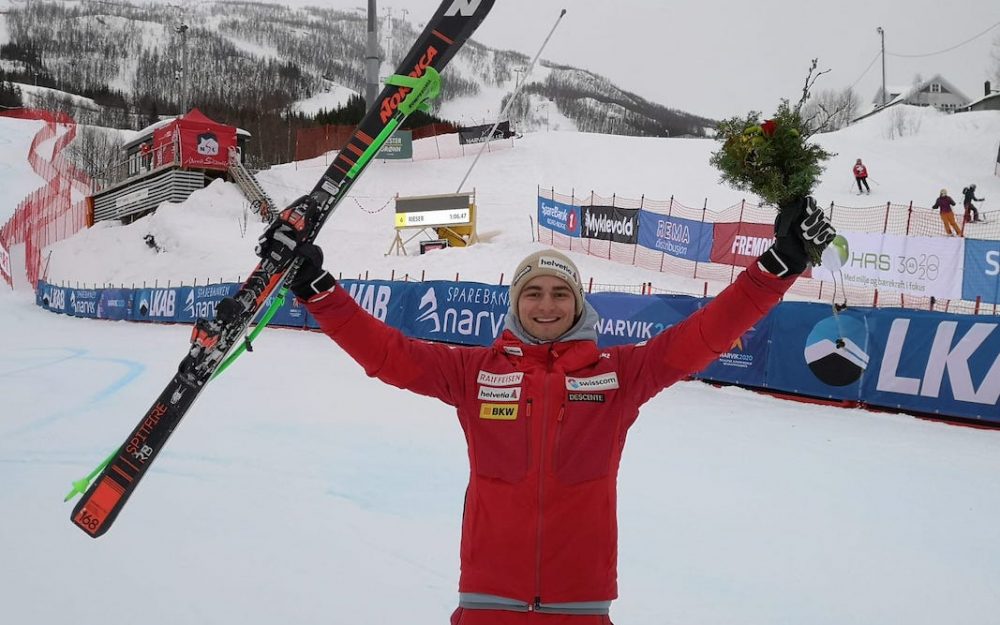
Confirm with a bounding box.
[35,279,1000,422]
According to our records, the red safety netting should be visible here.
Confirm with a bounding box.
[0,109,92,289]
[537,187,1000,316]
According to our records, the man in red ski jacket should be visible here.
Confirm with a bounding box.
[852,158,870,194]
[256,197,836,624]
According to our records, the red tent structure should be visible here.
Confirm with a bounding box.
[150,108,237,171]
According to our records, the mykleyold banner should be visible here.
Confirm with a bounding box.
[811,230,964,300]
[580,205,639,244]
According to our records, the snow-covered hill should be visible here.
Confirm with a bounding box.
[22,105,1000,297]
[2,104,1000,625]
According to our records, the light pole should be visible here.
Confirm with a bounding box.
[365,0,380,110]
[176,22,189,113]
[876,26,886,107]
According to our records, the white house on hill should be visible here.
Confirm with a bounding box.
[872,74,971,112]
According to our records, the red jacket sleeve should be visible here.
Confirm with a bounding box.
[304,284,472,407]
[615,262,795,409]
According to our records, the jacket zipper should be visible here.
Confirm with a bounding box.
[534,348,557,607]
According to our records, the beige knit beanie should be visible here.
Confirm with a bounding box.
[508,249,585,318]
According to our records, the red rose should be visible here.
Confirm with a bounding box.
[760,119,777,137]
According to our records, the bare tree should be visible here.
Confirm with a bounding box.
[802,87,861,132]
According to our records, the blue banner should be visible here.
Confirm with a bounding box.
[637,211,714,262]
[68,289,100,318]
[401,280,509,345]
[537,197,581,238]
[697,312,774,387]
[41,284,69,314]
[339,280,412,330]
[188,283,240,322]
[98,289,131,321]
[863,309,1000,422]
[587,292,702,347]
[763,303,869,402]
[31,278,1000,423]
[131,287,191,323]
[962,239,1000,304]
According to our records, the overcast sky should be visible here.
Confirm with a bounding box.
[214,0,1000,120]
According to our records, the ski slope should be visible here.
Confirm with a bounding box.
[2,106,1000,624]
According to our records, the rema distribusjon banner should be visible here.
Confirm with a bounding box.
[637,211,713,262]
[580,205,639,244]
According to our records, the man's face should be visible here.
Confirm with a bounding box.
[517,275,577,341]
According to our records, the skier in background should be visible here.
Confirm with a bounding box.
[962,184,985,223]
[256,197,836,624]
[933,189,960,236]
[853,158,871,194]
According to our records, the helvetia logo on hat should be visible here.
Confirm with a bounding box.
[803,315,870,386]
[537,256,578,283]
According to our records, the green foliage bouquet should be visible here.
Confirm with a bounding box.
[710,99,832,208]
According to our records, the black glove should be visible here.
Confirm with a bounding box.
[287,242,335,300]
[758,196,837,278]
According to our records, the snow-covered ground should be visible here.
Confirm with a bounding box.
[2,106,1000,624]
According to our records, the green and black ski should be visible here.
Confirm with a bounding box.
[68,0,496,538]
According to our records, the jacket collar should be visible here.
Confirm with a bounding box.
[495,330,602,371]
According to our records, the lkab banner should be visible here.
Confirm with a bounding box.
[864,309,1000,421]
[811,230,964,300]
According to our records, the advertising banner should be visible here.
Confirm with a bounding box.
[131,287,191,323]
[179,124,235,171]
[68,289,100,318]
[186,283,240,322]
[580,205,639,244]
[637,211,713,262]
[458,121,515,145]
[710,222,774,267]
[377,130,413,159]
[863,309,1000,422]
[811,230,964,300]
[41,284,69,314]
[536,196,580,238]
[961,239,1000,304]
[697,313,775,387]
[402,281,509,346]
[587,292,702,348]
[0,239,11,287]
[98,289,131,321]
[763,303,869,402]
[340,280,412,330]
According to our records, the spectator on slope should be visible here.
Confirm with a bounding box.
[933,189,960,237]
[254,193,836,625]
[961,184,985,223]
[853,158,871,195]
